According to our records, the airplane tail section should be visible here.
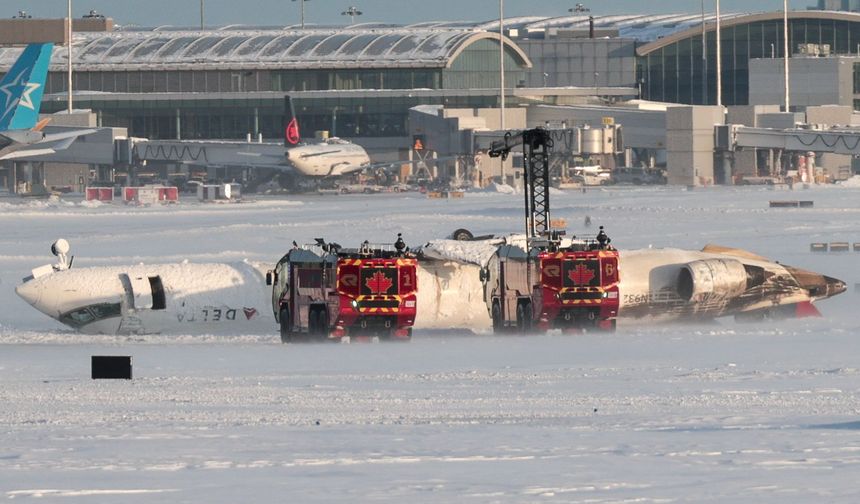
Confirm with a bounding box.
[0,43,53,132]
[284,95,301,146]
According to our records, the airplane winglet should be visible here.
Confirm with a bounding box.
[32,117,51,132]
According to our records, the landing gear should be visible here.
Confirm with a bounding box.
[451,228,474,241]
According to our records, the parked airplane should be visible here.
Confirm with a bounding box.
[15,236,846,335]
[279,96,443,182]
[285,137,371,178]
[0,43,96,160]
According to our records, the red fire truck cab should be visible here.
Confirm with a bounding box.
[532,245,620,332]
[268,238,417,343]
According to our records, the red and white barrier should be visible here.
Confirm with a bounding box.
[85,187,115,202]
[123,186,179,205]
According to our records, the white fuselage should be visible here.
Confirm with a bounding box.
[16,262,274,335]
[15,246,844,335]
[286,139,371,178]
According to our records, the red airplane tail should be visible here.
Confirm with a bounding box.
[284,95,300,146]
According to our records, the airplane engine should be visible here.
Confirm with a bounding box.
[677,259,748,302]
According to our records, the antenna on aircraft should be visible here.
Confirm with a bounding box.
[50,239,72,270]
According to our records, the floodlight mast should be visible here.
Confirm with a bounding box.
[341,6,363,24]
[292,0,311,29]
[67,0,73,113]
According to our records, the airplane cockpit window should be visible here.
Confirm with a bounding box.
[61,308,95,327]
[60,303,122,328]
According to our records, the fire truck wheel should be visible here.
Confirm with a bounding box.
[516,300,532,334]
[279,307,292,343]
[597,319,617,333]
[491,301,503,334]
[310,307,328,340]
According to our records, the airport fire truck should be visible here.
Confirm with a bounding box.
[267,235,418,342]
[484,128,620,333]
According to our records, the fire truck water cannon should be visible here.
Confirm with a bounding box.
[267,234,418,343]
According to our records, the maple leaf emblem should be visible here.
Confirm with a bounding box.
[365,271,394,294]
[568,263,596,285]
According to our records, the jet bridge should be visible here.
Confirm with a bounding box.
[127,138,287,168]
[721,125,860,155]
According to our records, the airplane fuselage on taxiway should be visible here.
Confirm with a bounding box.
[15,239,847,335]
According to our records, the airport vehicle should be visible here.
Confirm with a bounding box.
[609,166,667,185]
[267,236,418,342]
[483,233,620,332]
[571,165,612,186]
[484,128,621,333]
[0,43,97,160]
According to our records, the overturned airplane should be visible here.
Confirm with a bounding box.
[15,236,846,336]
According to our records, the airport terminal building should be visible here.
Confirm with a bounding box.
[6,9,860,192]
[4,11,860,142]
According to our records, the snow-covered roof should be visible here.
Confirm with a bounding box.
[0,26,531,71]
[0,11,850,72]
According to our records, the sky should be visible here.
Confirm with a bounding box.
[1,1,819,28]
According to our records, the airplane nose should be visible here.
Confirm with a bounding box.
[15,280,42,307]
[824,275,847,298]
[785,265,848,300]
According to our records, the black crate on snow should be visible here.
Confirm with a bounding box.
[91,356,132,380]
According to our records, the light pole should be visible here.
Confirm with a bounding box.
[200,0,204,30]
[701,0,707,104]
[499,0,505,184]
[341,6,363,24]
[715,0,722,108]
[783,0,790,112]
[67,0,73,113]
[292,0,311,29]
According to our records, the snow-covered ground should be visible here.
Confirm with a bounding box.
[2,187,860,501]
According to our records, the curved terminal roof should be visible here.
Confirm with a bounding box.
[636,10,860,55]
[2,11,851,72]
[475,13,750,42]
[0,27,531,71]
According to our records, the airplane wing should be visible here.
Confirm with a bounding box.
[359,155,463,172]
[0,128,99,160]
[40,128,98,144]
[0,146,60,159]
